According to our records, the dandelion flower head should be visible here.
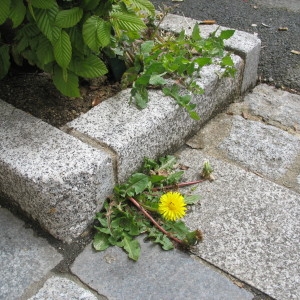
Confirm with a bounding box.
[158,191,187,221]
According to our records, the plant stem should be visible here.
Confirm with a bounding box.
[128,196,184,245]
[152,179,205,191]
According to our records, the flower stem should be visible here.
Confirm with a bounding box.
[128,196,184,245]
[152,179,205,191]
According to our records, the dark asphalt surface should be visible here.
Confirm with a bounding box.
[152,0,300,91]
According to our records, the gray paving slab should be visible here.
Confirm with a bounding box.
[71,237,254,300]
[67,55,243,182]
[160,13,261,93]
[255,0,300,13]
[0,207,62,300]
[29,276,98,300]
[0,100,115,242]
[237,84,300,131]
[176,149,300,300]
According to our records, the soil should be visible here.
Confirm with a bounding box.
[0,66,122,128]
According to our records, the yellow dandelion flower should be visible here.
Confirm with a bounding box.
[158,191,187,221]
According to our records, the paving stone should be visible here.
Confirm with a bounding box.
[243,84,300,130]
[0,208,62,300]
[71,238,253,300]
[67,55,242,182]
[29,276,98,300]
[177,149,300,300]
[218,115,300,180]
[0,100,115,242]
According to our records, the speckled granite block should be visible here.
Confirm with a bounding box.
[0,100,115,242]
[29,277,98,300]
[177,149,300,300]
[0,208,62,300]
[160,13,261,92]
[67,55,243,182]
[71,238,253,300]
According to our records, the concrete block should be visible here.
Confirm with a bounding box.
[67,55,243,182]
[160,13,261,92]
[29,277,98,300]
[177,149,300,300]
[0,208,62,300]
[0,100,115,242]
[71,238,254,300]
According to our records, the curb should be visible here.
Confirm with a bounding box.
[0,14,261,242]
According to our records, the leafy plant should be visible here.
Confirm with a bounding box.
[0,0,155,96]
[93,155,206,261]
[121,21,236,119]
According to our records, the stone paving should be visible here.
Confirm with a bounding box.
[1,84,299,299]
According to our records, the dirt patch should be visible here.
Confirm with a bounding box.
[0,67,122,128]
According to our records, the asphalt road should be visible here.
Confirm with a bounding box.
[152,0,300,91]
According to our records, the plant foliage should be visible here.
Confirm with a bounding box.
[93,155,204,261]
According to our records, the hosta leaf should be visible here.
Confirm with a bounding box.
[55,7,83,28]
[110,11,146,33]
[53,30,72,68]
[30,0,56,9]
[35,5,60,42]
[122,236,140,261]
[93,232,111,251]
[9,0,26,28]
[69,55,108,78]
[53,66,80,97]
[83,16,111,52]
[0,0,10,25]
[0,45,10,80]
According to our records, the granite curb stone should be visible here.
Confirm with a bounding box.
[0,100,115,242]
[0,14,261,241]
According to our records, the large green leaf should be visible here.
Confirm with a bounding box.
[0,45,10,80]
[93,232,111,251]
[123,0,155,16]
[80,0,101,10]
[69,55,108,78]
[9,0,26,28]
[219,29,235,40]
[110,11,146,33]
[122,173,149,197]
[83,16,111,52]
[53,30,72,68]
[30,0,56,9]
[35,5,60,42]
[0,0,10,25]
[36,34,54,66]
[55,7,83,28]
[52,66,80,97]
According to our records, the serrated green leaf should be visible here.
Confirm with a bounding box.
[149,175,166,184]
[165,171,184,184]
[123,0,155,16]
[110,11,146,34]
[149,74,166,86]
[124,173,149,196]
[0,0,10,25]
[81,0,101,10]
[53,30,71,68]
[69,55,108,78]
[140,40,154,55]
[122,236,140,261]
[158,155,177,170]
[164,220,189,240]
[131,86,149,109]
[219,29,235,40]
[30,0,56,9]
[55,7,83,28]
[191,24,201,41]
[93,232,111,251]
[189,111,200,120]
[148,228,174,250]
[52,66,80,97]
[83,16,111,52]
[35,5,60,42]
[0,45,10,80]
[184,195,201,205]
[9,0,26,28]
[194,57,212,67]
[36,34,54,66]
